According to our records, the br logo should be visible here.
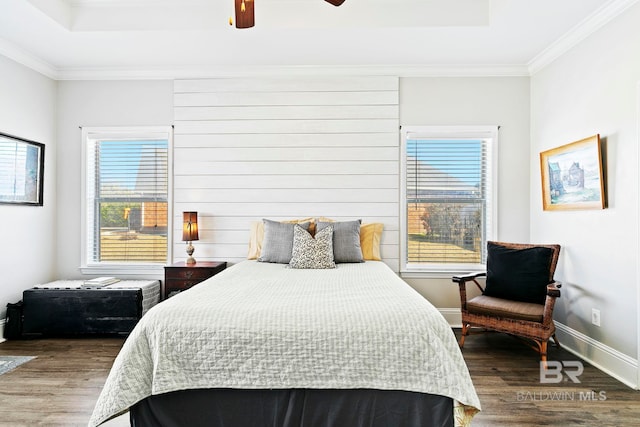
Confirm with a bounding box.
[540,361,584,383]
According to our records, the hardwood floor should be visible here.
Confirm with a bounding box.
[0,337,126,427]
[456,331,640,426]
[0,331,638,426]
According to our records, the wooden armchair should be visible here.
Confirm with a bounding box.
[453,241,562,363]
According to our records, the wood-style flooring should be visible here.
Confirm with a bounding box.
[0,330,637,426]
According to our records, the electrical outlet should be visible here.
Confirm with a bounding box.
[591,308,601,327]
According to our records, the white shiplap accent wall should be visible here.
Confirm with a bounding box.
[173,77,400,270]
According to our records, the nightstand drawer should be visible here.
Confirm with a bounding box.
[165,268,217,281]
[163,261,227,300]
[166,279,200,292]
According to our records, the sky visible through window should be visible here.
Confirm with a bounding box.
[99,140,165,191]
[406,139,483,187]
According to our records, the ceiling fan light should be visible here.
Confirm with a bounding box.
[235,0,255,28]
[325,0,346,5]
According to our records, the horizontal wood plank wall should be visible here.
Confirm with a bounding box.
[173,77,400,270]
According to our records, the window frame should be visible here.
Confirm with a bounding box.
[400,125,498,278]
[80,126,173,275]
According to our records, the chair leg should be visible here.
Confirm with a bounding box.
[459,324,469,348]
[551,334,560,348]
[540,340,548,364]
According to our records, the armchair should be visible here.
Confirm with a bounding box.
[453,241,562,363]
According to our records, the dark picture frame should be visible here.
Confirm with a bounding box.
[540,134,605,211]
[0,132,45,206]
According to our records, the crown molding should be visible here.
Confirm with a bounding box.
[0,38,58,79]
[0,34,530,80]
[54,64,530,81]
[528,0,640,75]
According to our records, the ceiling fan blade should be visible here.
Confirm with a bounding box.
[235,0,255,29]
[325,0,346,5]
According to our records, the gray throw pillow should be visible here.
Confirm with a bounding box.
[316,219,363,263]
[258,219,310,264]
[289,224,336,269]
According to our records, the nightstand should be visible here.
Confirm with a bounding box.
[163,261,227,299]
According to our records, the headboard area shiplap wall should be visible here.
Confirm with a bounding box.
[172,77,400,270]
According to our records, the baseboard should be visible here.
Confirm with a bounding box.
[0,318,6,344]
[553,323,638,389]
[439,308,462,328]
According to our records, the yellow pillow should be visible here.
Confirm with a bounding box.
[360,223,384,261]
[247,221,264,260]
[283,217,316,236]
[247,218,316,259]
[316,217,335,223]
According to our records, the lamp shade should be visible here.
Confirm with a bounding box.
[182,212,199,242]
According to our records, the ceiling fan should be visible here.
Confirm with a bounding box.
[233,0,346,29]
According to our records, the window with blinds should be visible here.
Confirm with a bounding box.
[401,126,498,273]
[83,127,171,267]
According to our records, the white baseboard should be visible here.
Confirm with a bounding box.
[0,318,5,343]
[439,308,462,328]
[554,322,638,390]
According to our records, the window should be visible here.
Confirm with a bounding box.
[81,127,172,273]
[400,126,498,276]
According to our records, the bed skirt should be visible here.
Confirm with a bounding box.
[130,388,453,427]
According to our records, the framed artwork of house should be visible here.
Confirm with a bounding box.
[539,134,605,211]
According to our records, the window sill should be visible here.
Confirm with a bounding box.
[400,265,486,280]
[79,263,165,277]
[401,270,462,279]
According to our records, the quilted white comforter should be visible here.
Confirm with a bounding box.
[89,261,480,426]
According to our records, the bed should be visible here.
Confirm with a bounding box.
[89,260,480,427]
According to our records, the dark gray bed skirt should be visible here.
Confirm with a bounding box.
[130,388,453,427]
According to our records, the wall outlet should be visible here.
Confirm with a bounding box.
[591,308,601,327]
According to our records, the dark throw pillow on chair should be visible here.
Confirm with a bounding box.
[484,242,555,305]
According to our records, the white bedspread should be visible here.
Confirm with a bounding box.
[89,261,480,426]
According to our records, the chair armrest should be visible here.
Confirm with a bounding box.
[452,272,486,283]
[547,281,562,298]
[452,272,486,310]
[541,281,562,327]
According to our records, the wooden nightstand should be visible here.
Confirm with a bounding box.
[163,261,227,299]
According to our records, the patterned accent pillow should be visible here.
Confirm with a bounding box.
[289,224,336,269]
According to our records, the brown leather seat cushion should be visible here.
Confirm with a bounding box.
[467,295,544,322]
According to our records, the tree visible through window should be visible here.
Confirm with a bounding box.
[401,127,497,273]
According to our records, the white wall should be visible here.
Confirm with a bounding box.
[172,77,400,269]
[56,80,173,281]
[530,2,640,386]
[49,75,531,320]
[0,55,57,320]
[400,77,531,312]
[49,76,532,315]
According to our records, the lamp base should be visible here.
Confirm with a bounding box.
[186,242,196,264]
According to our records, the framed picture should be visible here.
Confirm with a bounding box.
[540,134,605,211]
[0,132,45,206]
